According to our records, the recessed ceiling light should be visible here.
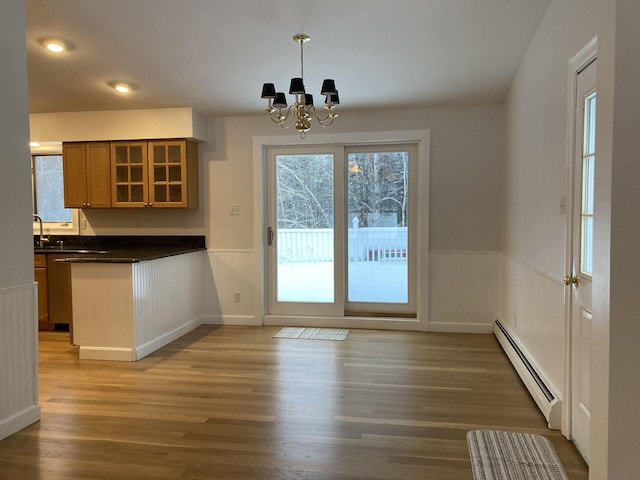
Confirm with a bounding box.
[39,38,67,53]
[108,81,135,94]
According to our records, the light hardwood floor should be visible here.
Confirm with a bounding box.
[0,326,588,479]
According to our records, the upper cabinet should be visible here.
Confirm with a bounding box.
[111,140,198,208]
[63,142,112,208]
[62,139,199,209]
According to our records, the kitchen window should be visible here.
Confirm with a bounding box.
[32,154,78,234]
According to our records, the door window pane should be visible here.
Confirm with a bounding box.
[347,151,409,303]
[275,154,334,303]
[581,93,596,276]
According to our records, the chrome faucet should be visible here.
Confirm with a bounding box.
[32,214,49,247]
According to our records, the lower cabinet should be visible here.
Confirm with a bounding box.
[47,254,74,326]
[35,253,79,341]
[34,254,53,331]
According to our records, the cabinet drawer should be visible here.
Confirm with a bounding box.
[34,254,47,268]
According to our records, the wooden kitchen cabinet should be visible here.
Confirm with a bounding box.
[63,142,112,208]
[34,254,53,331]
[111,141,148,207]
[47,254,74,327]
[111,140,198,208]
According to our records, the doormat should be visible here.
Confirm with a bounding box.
[273,327,350,341]
[467,430,569,480]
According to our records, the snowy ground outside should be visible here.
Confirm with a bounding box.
[277,260,408,303]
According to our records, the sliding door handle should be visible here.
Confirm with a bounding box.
[267,226,275,246]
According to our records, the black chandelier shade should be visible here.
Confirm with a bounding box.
[289,78,305,95]
[261,83,276,99]
[261,81,339,108]
[273,92,287,108]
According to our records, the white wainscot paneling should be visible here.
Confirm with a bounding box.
[204,250,258,325]
[498,254,566,403]
[133,251,207,358]
[0,283,40,440]
[428,251,500,333]
[72,251,207,361]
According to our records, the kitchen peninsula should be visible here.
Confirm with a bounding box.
[41,235,207,361]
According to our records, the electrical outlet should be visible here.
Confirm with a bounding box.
[233,291,241,303]
[229,204,241,215]
[80,218,86,229]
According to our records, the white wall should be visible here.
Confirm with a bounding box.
[502,0,640,478]
[200,105,504,329]
[0,0,40,440]
[203,105,504,252]
[591,0,640,478]
[500,0,604,420]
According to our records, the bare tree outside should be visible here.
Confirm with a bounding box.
[276,154,333,229]
[347,152,409,228]
[274,150,411,305]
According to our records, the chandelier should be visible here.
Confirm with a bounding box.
[261,34,340,139]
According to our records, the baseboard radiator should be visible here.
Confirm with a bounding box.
[493,319,561,430]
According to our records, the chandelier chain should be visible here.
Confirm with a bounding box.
[300,38,304,82]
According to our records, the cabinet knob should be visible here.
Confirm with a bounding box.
[148,203,153,207]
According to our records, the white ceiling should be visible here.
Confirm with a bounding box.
[25,0,549,117]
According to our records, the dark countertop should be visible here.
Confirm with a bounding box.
[34,235,206,264]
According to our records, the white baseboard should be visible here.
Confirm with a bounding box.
[0,405,41,441]
[79,346,136,361]
[202,314,261,326]
[135,318,203,360]
[264,315,423,331]
[428,322,493,334]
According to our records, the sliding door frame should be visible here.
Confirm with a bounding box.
[252,130,430,331]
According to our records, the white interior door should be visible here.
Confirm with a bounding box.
[569,58,596,462]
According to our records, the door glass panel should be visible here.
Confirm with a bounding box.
[347,151,409,303]
[275,154,334,303]
[154,145,166,164]
[115,146,127,164]
[168,145,181,163]
[581,93,596,276]
[130,146,143,164]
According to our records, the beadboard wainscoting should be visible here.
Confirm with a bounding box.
[0,283,40,440]
[133,251,208,358]
[203,249,258,325]
[498,255,566,414]
[72,251,207,361]
[428,251,500,333]
[204,249,503,332]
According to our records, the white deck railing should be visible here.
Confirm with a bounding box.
[277,227,407,263]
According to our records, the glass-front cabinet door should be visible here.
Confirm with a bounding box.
[149,141,188,207]
[111,141,148,207]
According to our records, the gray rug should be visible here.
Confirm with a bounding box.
[467,430,569,480]
[273,327,349,341]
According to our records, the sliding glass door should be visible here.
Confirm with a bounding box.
[345,145,416,315]
[266,143,416,318]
